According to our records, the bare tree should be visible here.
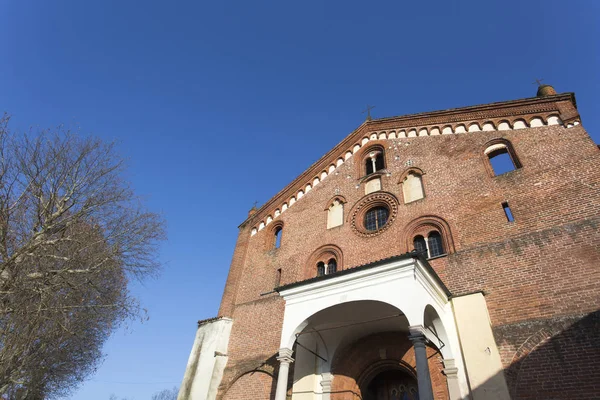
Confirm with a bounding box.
[151,387,178,400]
[0,115,166,398]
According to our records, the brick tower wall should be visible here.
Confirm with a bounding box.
[216,99,600,399]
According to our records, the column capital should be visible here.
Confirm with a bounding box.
[321,372,333,392]
[277,347,294,364]
[408,325,428,345]
[442,358,459,376]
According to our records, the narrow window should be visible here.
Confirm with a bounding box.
[365,158,374,175]
[502,202,515,222]
[375,153,384,171]
[428,231,444,258]
[317,262,325,277]
[274,227,282,248]
[275,268,282,286]
[327,259,337,274]
[413,235,427,255]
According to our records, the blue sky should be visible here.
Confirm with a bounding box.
[1,1,599,399]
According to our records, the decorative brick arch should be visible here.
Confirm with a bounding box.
[330,332,449,400]
[402,215,455,255]
[324,195,347,210]
[347,191,400,238]
[304,244,344,279]
[397,167,426,184]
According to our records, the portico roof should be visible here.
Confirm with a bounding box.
[275,251,452,298]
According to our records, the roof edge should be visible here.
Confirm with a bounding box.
[275,251,452,297]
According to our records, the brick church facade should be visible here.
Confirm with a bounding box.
[178,85,600,400]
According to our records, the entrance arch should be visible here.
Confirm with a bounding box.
[330,332,448,400]
[364,369,418,400]
[275,254,468,399]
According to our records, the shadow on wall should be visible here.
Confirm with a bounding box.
[469,310,600,400]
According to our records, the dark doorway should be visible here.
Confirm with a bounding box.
[364,369,419,400]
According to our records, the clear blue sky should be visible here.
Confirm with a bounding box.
[1,1,599,399]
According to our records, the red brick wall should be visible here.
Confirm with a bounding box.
[216,97,600,399]
[222,371,274,400]
[330,332,449,400]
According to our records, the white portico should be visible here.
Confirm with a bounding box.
[274,254,469,400]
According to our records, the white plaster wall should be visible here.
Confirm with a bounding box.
[178,318,233,400]
[365,177,381,194]
[402,173,424,203]
[327,202,343,229]
[451,294,510,400]
[292,335,321,399]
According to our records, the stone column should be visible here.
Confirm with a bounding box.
[443,358,462,400]
[408,326,435,400]
[275,348,294,400]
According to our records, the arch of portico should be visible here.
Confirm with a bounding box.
[274,254,469,400]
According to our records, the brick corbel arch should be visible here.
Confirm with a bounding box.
[304,244,344,279]
[402,215,455,254]
[323,195,347,210]
[397,167,426,184]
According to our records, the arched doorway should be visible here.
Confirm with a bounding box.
[364,369,419,400]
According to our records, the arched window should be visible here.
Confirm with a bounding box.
[428,231,444,257]
[363,147,385,176]
[268,222,284,250]
[364,206,389,231]
[327,259,337,274]
[307,244,343,279]
[405,216,454,257]
[484,140,521,177]
[317,262,325,277]
[413,231,446,259]
[274,227,282,249]
[413,235,427,255]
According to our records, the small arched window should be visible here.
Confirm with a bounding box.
[317,262,325,277]
[364,149,385,176]
[327,259,337,274]
[268,222,284,250]
[413,231,446,259]
[484,140,521,177]
[307,244,343,279]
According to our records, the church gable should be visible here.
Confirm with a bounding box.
[247,93,579,239]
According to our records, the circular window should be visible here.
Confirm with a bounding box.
[350,192,399,237]
[364,206,389,231]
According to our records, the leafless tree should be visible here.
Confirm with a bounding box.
[0,115,166,398]
[151,387,178,400]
